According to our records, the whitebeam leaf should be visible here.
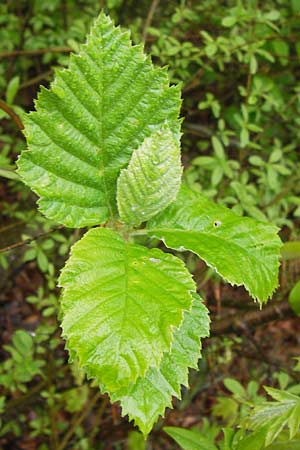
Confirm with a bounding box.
[117,123,182,226]
[107,295,210,436]
[59,227,195,391]
[147,186,282,303]
[17,13,181,227]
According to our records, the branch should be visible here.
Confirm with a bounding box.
[211,300,294,336]
[0,99,24,131]
[57,392,102,450]
[20,70,52,89]
[183,122,241,148]
[142,0,160,42]
[183,68,204,94]
[0,47,71,58]
[0,225,65,253]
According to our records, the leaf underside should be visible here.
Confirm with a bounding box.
[117,123,182,226]
[148,185,282,302]
[107,294,210,436]
[17,13,181,227]
[59,227,195,391]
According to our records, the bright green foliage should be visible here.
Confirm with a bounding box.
[17,12,181,228]
[117,124,182,226]
[108,295,209,435]
[148,186,281,303]
[15,10,283,437]
[281,242,300,261]
[288,280,300,315]
[165,384,300,450]
[250,387,300,446]
[0,330,44,392]
[164,426,218,450]
[59,227,195,391]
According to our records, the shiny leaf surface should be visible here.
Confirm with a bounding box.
[107,295,209,435]
[117,123,182,226]
[147,186,281,303]
[59,227,195,391]
[17,13,181,227]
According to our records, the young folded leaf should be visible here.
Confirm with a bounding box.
[117,123,182,226]
[59,227,195,391]
[17,13,181,227]
[147,185,282,303]
[106,295,210,436]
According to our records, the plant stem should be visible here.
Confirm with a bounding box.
[0,47,71,58]
[88,396,109,444]
[0,99,24,131]
[142,0,160,42]
[57,392,101,450]
[0,225,65,253]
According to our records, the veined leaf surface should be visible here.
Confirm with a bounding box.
[249,387,300,446]
[108,295,210,436]
[164,426,218,450]
[147,186,281,303]
[59,227,195,391]
[17,13,181,227]
[117,124,182,226]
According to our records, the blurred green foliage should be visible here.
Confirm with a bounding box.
[1,0,300,448]
[165,365,300,449]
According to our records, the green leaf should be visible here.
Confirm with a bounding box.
[224,378,246,398]
[12,330,33,355]
[117,123,182,226]
[288,280,300,315]
[236,426,268,450]
[17,13,181,228]
[0,168,20,181]
[127,431,146,450]
[292,0,300,13]
[6,76,20,104]
[212,397,238,426]
[212,136,225,159]
[249,156,264,167]
[108,295,210,436]
[281,242,300,261]
[264,10,280,21]
[250,387,300,446]
[221,427,235,450]
[222,16,237,27]
[59,227,195,391]
[250,54,258,74]
[271,40,289,66]
[147,186,281,303]
[164,426,218,450]
[266,437,300,450]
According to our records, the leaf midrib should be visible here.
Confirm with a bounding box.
[98,31,113,219]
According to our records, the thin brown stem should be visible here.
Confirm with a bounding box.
[0,221,24,233]
[211,300,293,336]
[142,0,160,42]
[0,47,71,58]
[20,70,52,89]
[0,225,65,253]
[88,397,109,443]
[57,392,102,450]
[0,99,24,131]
